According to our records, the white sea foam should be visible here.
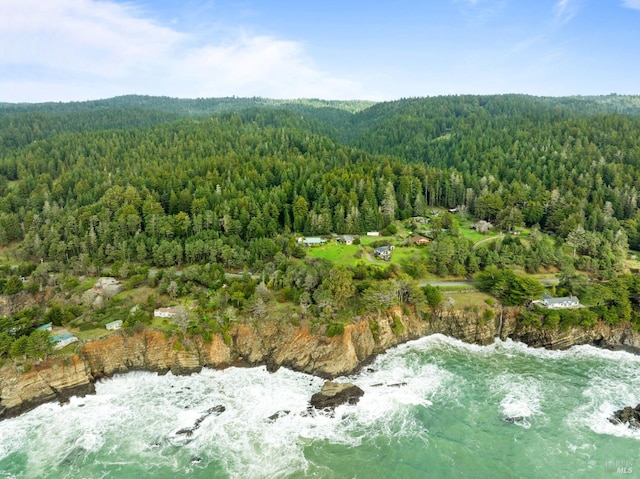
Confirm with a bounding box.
[411,333,640,364]
[3,333,640,477]
[567,362,640,440]
[489,373,543,429]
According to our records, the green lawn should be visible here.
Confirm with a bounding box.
[442,291,493,309]
[389,246,426,266]
[458,225,498,243]
[306,237,430,271]
[73,277,99,294]
[359,236,382,246]
[306,243,362,266]
[75,328,112,341]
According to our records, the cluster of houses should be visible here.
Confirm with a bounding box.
[33,307,182,352]
[296,231,431,262]
[37,323,81,350]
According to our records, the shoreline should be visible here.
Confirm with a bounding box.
[1,308,639,421]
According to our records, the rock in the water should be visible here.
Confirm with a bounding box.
[609,404,640,429]
[265,410,291,423]
[309,381,364,410]
[503,416,524,424]
[175,405,226,436]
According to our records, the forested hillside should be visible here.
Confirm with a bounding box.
[1,95,640,273]
[2,93,640,359]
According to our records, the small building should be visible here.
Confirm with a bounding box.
[337,235,354,245]
[154,307,178,318]
[367,231,380,237]
[106,320,123,330]
[374,246,393,261]
[541,293,580,309]
[297,237,327,246]
[93,277,123,298]
[51,333,78,350]
[410,236,430,246]
[36,322,53,332]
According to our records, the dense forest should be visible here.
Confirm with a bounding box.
[2,95,640,268]
[2,94,640,359]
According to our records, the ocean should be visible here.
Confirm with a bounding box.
[1,335,639,478]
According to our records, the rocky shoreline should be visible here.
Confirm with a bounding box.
[1,306,640,421]
[609,404,640,429]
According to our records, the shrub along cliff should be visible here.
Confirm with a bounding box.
[1,306,639,420]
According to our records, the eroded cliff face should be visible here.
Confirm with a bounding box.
[0,356,94,419]
[0,290,53,318]
[2,307,639,420]
[500,308,640,351]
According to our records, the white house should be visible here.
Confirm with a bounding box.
[367,231,380,237]
[154,307,178,318]
[541,293,580,309]
[374,246,393,261]
[297,237,326,246]
[52,333,78,350]
[337,235,354,245]
[106,320,123,330]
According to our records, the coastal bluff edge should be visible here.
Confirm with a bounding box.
[2,306,639,420]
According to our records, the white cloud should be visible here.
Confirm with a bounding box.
[554,0,579,23]
[0,0,361,102]
[622,0,640,9]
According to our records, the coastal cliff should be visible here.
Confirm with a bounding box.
[1,307,639,420]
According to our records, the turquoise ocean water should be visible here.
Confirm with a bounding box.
[1,335,639,478]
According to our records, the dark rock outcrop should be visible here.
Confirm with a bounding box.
[309,381,364,410]
[175,405,225,436]
[265,410,291,423]
[609,404,640,429]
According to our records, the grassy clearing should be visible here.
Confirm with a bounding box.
[442,291,493,309]
[75,328,112,341]
[625,251,640,270]
[73,277,98,294]
[438,285,476,292]
[390,246,426,266]
[459,227,498,244]
[114,286,156,304]
[151,316,175,331]
[306,244,361,266]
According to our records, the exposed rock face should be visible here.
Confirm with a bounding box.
[309,381,365,409]
[2,304,640,420]
[0,356,95,419]
[609,404,640,429]
[500,308,640,351]
[1,330,232,419]
[0,290,53,318]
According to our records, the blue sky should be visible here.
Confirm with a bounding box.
[1,0,639,102]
